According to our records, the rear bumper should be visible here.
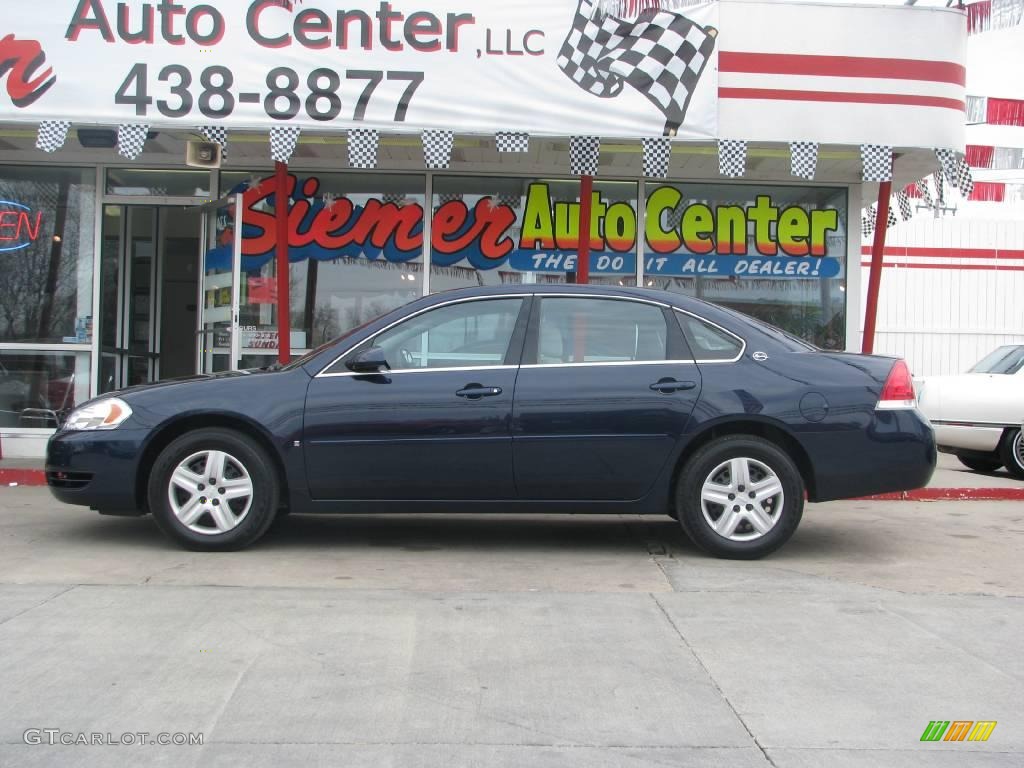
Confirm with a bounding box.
[932,423,1003,453]
[800,409,936,502]
[46,428,147,513]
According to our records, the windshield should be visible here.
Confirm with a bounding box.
[968,345,1024,375]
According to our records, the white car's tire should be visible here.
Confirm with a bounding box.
[999,429,1024,480]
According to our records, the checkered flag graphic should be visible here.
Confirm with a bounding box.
[643,137,671,178]
[437,193,464,206]
[886,200,898,229]
[918,177,934,209]
[569,136,601,176]
[558,0,717,135]
[198,126,228,159]
[495,192,521,209]
[861,208,875,238]
[495,132,529,153]
[790,141,818,180]
[718,139,746,177]
[896,190,913,221]
[348,128,378,169]
[269,126,301,163]
[934,172,945,204]
[423,129,454,169]
[935,148,958,186]
[666,201,685,230]
[36,120,71,153]
[117,124,150,160]
[861,144,892,182]
[954,156,974,198]
[382,193,404,205]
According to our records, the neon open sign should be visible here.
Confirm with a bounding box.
[0,200,44,252]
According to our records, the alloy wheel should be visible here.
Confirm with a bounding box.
[1014,431,1024,470]
[167,450,254,535]
[700,457,785,542]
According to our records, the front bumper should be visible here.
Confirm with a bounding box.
[46,428,148,513]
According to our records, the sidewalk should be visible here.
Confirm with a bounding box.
[2,453,1021,499]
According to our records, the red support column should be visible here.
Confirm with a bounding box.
[275,161,291,364]
[861,180,892,355]
[577,175,594,284]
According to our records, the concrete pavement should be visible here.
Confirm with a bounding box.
[0,488,1021,767]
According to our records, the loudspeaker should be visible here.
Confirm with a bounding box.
[185,140,222,169]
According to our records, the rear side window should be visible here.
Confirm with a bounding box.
[537,298,667,364]
[676,312,744,362]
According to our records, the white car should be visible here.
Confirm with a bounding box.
[917,345,1024,479]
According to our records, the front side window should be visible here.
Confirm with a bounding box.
[676,313,744,361]
[536,298,667,364]
[369,298,523,370]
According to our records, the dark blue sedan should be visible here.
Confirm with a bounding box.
[46,285,935,559]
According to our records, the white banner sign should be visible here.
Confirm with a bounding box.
[0,0,718,139]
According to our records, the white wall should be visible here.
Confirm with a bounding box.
[860,212,1024,376]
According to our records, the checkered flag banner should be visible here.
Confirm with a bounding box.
[861,207,875,238]
[437,193,464,205]
[642,137,671,178]
[382,193,404,205]
[423,129,454,169]
[495,192,521,209]
[934,172,945,204]
[36,120,71,153]
[198,126,228,159]
[666,201,685,230]
[495,132,529,153]
[918,177,934,209]
[886,201,898,229]
[935,148,958,186]
[117,124,150,160]
[348,128,378,169]
[896,190,913,221]
[790,141,818,180]
[954,156,974,198]
[718,139,746,177]
[861,144,892,182]
[558,0,717,135]
[570,136,601,176]
[270,126,301,163]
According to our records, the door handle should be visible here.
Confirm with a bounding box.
[456,385,503,399]
[650,378,697,394]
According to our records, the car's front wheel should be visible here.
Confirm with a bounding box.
[676,435,804,559]
[999,429,1024,480]
[148,428,279,551]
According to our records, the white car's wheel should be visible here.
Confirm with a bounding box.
[1000,429,1024,480]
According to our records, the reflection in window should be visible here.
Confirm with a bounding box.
[0,351,90,428]
[372,299,523,369]
[676,313,743,361]
[538,298,666,364]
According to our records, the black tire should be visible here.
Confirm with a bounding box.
[675,435,804,560]
[956,455,1003,473]
[147,428,280,551]
[999,429,1024,480]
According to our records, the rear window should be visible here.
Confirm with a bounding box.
[675,312,744,361]
[969,346,1024,375]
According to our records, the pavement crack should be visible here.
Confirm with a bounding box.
[651,593,779,768]
[0,585,75,628]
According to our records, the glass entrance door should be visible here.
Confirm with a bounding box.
[198,195,242,374]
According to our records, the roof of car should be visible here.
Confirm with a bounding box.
[421,283,709,311]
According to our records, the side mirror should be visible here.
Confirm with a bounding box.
[347,346,390,373]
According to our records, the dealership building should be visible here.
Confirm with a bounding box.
[0,0,966,456]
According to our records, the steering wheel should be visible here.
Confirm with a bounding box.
[398,348,415,368]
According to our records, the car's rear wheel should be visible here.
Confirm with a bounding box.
[999,429,1024,480]
[956,455,1003,473]
[148,428,279,551]
[676,436,804,559]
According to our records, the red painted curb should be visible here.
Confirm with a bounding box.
[860,487,1024,501]
[0,469,47,487]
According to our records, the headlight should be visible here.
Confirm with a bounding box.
[63,398,133,431]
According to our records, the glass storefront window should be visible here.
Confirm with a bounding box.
[217,171,425,357]
[429,177,638,292]
[0,350,90,428]
[106,168,212,198]
[643,183,848,349]
[0,166,96,344]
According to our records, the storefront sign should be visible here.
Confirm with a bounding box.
[0,200,44,252]
[207,174,844,279]
[0,0,718,139]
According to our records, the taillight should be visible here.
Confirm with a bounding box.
[876,359,916,410]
